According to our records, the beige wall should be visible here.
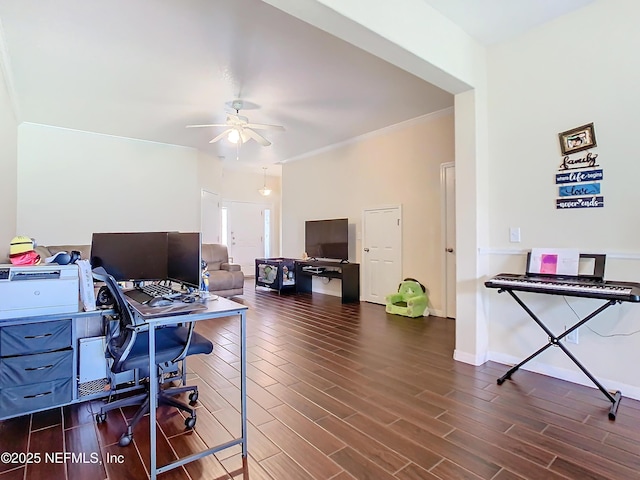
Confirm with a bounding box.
[485,0,640,398]
[282,110,454,313]
[0,63,17,259]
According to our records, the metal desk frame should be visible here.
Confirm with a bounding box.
[136,297,248,479]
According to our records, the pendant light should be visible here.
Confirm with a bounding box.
[258,167,272,196]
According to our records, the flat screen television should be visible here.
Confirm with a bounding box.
[305,218,349,261]
[90,232,169,282]
[167,232,201,288]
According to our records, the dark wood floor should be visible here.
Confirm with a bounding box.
[1,280,640,480]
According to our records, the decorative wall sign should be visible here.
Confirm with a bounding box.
[559,123,597,155]
[555,122,602,210]
[558,152,598,170]
[556,196,604,209]
[555,168,603,184]
[558,183,600,197]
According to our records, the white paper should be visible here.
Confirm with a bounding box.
[529,248,579,276]
[77,259,97,311]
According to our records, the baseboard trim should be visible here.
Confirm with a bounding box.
[487,351,640,402]
[453,349,486,366]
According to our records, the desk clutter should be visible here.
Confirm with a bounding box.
[1,232,251,479]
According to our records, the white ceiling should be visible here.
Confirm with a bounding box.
[421,0,597,45]
[0,0,595,172]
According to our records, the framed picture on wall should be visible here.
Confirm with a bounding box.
[559,123,597,155]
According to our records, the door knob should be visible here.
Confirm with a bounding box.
[446,248,454,253]
[364,248,369,252]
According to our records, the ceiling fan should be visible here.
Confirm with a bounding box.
[186,100,284,147]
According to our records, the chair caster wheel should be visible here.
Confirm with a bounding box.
[118,434,132,447]
[96,413,107,423]
[185,416,196,429]
[189,391,199,403]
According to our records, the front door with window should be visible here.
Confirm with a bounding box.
[226,201,265,276]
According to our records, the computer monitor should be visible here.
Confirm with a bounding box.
[167,232,201,288]
[90,232,169,282]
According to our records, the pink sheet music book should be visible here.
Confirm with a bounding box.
[529,248,579,276]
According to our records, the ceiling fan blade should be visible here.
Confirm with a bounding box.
[186,124,229,128]
[244,128,272,146]
[239,128,251,144]
[245,123,285,131]
[209,129,232,143]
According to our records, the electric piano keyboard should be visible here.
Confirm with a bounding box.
[485,273,640,302]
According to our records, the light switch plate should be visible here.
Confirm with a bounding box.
[509,227,521,243]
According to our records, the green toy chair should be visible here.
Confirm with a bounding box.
[385,278,429,318]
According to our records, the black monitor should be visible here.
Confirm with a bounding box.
[305,218,349,261]
[90,232,169,282]
[167,232,201,288]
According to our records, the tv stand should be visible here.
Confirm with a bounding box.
[295,260,359,303]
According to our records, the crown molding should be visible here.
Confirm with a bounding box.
[280,106,454,164]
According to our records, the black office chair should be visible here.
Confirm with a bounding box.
[92,267,213,447]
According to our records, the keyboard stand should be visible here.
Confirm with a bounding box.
[496,288,622,420]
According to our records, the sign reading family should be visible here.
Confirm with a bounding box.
[558,152,598,171]
[555,122,603,209]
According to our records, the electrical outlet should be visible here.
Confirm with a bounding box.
[566,327,579,344]
[509,227,521,243]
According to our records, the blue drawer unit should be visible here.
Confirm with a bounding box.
[0,319,72,356]
[0,349,73,385]
[0,318,74,418]
[0,378,73,418]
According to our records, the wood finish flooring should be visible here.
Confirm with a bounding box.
[1,280,639,479]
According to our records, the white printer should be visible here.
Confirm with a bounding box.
[0,264,79,319]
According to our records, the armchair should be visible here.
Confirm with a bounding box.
[385,278,429,318]
[92,267,214,447]
[201,244,244,296]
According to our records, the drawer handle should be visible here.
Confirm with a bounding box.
[24,333,53,339]
[24,391,52,399]
[25,364,54,371]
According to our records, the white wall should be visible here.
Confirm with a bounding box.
[14,123,282,259]
[0,62,17,258]
[17,124,200,245]
[282,111,454,311]
[486,0,640,397]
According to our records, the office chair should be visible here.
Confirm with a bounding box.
[92,267,214,447]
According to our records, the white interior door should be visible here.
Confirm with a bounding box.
[227,201,264,276]
[442,163,456,318]
[362,206,402,304]
[200,190,221,244]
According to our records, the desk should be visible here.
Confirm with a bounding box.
[295,260,360,303]
[129,296,249,480]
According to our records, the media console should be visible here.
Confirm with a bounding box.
[294,260,360,303]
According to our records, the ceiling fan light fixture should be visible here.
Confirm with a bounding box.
[259,167,272,196]
[227,128,240,144]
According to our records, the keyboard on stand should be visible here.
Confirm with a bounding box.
[485,273,640,302]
